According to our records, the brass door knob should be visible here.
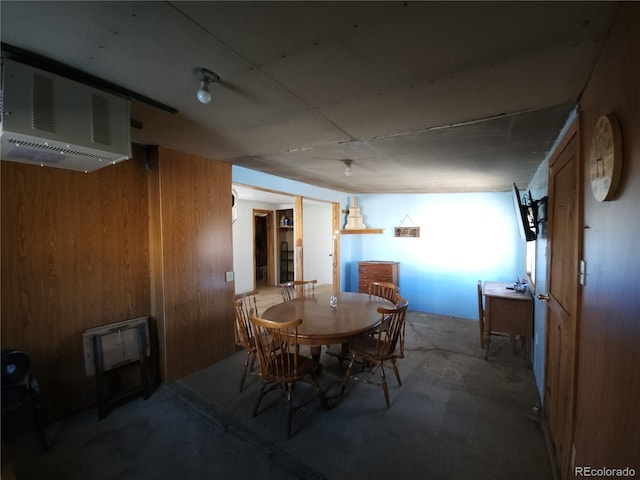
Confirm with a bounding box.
[537,293,550,301]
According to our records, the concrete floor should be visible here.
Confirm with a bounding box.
[4,311,552,480]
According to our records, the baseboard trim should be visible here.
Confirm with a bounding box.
[541,416,561,480]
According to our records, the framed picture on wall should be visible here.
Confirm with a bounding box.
[394,226,420,238]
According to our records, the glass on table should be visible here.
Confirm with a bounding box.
[329,294,337,308]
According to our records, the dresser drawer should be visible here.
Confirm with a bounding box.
[360,278,394,293]
[358,261,399,293]
[359,264,394,275]
[359,272,395,283]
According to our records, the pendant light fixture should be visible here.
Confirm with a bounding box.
[343,159,353,176]
[194,67,220,104]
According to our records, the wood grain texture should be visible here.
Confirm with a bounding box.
[146,147,166,380]
[1,145,150,419]
[572,4,640,473]
[150,147,235,382]
[2,144,236,417]
[294,196,303,281]
[544,123,580,480]
[332,202,340,290]
[358,261,399,294]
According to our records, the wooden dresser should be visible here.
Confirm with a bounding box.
[358,261,399,293]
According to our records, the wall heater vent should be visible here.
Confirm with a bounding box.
[1,58,131,172]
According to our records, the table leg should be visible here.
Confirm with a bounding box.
[310,345,322,364]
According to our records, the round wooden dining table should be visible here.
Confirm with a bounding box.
[262,291,393,361]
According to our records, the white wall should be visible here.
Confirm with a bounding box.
[302,200,333,285]
[232,197,334,293]
[232,199,290,293]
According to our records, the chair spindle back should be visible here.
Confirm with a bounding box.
[280,279,317,302]
[368,281,400,304]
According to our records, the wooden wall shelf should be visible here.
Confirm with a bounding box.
[340,228,384,235]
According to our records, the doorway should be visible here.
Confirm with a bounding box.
[253,209,274,288]
[543,120,580,479]
[232,184,339,293]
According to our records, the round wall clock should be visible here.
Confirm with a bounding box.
[589,114,623,202]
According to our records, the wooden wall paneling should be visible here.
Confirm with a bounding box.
[146,147,167,382]
[1,147,151,420]
[572,3,640,473]
[153,148,235,382]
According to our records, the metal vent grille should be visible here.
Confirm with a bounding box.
[91,93,111,145]
[4,137,121,162]
[32,74,55,133]
[1,59,131,172]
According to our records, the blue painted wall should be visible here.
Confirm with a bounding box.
[233,166,348,204]
[233,166,528,321]
[341,192,527,320]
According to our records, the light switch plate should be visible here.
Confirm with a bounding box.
[225,271,234,282]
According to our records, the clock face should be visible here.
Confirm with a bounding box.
[590,114,623,202]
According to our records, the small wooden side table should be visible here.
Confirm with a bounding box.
[482,281,533,366]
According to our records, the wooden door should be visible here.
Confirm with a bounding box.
[544,121,581,479]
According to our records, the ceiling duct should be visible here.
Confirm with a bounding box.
[1,58,131,172]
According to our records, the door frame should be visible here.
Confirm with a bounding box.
[332,202,341,292]
[294,196,341,292]
[543,116,582,479]
[236,185,339,293]
[253,209,274,287]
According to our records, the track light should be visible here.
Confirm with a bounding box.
[194,67,220,104]
[343,159,353,176]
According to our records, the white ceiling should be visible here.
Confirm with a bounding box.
[1,1,618,194]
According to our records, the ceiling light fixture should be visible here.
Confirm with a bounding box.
[194,67,220,104]
[343,159,353,176]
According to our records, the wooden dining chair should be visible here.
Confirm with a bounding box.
[368,281,400,304]
[280,279,317,302]
[248,314,324,438]
[340,299,409,408]
[233,290,260,392]
[393,296,408,359]
[369,283,401,341]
